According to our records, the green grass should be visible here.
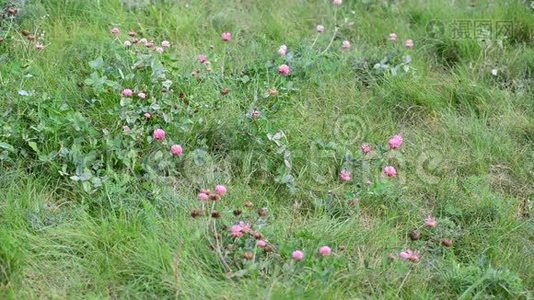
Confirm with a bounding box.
[0,0,533,298]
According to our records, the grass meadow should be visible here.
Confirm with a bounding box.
[0,0,533,298]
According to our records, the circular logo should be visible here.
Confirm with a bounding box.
[332,115,367,146]
[426,20,445,38]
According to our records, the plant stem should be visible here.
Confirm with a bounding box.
[321,27,339,55]
[212,218,233,274]
[311,33,320,49]
[320,7,338,55]
[221,43,227,80]
[205,201,232,274]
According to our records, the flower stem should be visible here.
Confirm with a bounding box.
[212,218,233,274]
[321,27,339,55]
[311,33,320,49]
[221,43,227,80]
[320,7,338,55]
